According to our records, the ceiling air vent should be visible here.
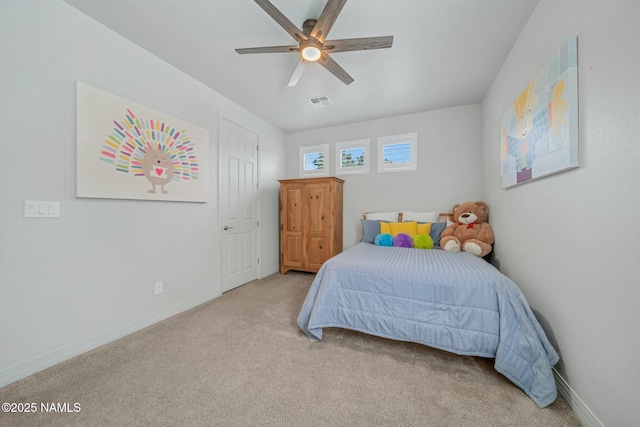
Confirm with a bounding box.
[308,95,333,108]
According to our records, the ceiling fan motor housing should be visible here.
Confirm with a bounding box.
[302,19,317,35]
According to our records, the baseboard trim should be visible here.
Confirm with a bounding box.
[0,290,220,388]
[553,368,603,427]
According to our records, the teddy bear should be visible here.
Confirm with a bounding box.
[440,201,494,257]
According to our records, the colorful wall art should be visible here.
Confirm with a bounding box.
[500,36,579,188]
[76,82,209,202]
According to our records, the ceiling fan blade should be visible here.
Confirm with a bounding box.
[253,0,308,43]
[318,54,354,85]
[310,0,347,42]
[235,45,298,54]
[287,58,307,87]
[324,36,394,53]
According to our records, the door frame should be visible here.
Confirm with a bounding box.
[218,114,261,292]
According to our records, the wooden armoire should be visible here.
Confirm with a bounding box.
[278,177,344,274]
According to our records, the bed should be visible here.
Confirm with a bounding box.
[297,214,559,408]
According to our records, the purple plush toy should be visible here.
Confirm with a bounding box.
[393,233,414,248]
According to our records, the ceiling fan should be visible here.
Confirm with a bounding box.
[235,0,393,86]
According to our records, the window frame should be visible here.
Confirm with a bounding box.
[377,132,418,173]
[335,138,370,175]
[299,144,329,177]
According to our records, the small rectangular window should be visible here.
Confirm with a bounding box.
[300,144,329,177]
[336,139,370,175]
[378,133,417,173]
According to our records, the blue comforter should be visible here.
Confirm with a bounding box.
[297,243,559,407]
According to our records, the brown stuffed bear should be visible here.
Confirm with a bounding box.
[440,201,494,257]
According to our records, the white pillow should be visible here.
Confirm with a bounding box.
[363,211,400,222]
[401,210,440,223]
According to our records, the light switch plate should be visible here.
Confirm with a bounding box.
[24,200,60,218]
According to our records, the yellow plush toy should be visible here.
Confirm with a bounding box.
[440,201,494,257]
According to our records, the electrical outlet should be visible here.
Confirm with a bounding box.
[154,281,163,295]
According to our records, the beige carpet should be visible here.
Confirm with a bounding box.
[0,272,580,426]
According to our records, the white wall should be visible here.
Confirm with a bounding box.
[482,0,640,425]
[0,0,285,386]
[285,104,484,247]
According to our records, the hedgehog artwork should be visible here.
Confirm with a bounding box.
[99,109,199,195]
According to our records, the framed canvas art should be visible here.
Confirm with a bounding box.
[500,36,579,188]
[76,82,210,202]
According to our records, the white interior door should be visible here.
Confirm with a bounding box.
[220,117,259,292]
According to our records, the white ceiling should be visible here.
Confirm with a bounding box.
[63,0,539,133]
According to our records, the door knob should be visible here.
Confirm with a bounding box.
[224,225,233,230]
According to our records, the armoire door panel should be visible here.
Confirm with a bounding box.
[306,236,328,269]
[306,185,328,234]
[283,235,303,266]
[284,188,303,233]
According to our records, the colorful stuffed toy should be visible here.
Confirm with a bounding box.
[393,233,414,248]
[375,233,394,247]
[413,234,434,249]
[440,201,494,257]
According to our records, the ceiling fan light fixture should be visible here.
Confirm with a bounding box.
[300,41,322,62]
[236,0,393,86]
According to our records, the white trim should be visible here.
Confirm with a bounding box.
[553,368,603,427]
[336,138,370,175]
[0,290,220,388]
[300,144,329,177]
[377,132,418,173]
